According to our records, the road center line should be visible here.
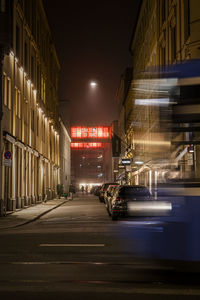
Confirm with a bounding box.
[39,243,105,247]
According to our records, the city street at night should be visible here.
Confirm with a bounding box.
[1,0,200,299]
[0,193,200,299]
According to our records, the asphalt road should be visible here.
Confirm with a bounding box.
[0,193,200,299]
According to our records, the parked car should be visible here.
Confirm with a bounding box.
[108,185,172,220]
[108,185,150,220]
[94,186,101,196]
[90,185,98,194]
[99,182,119,203]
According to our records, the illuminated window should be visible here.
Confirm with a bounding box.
[3,74,11,109]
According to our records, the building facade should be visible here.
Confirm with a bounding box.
[117,0,200,191]
[71,126,113,189]
[0,0,60,215]
[59,118,71,195]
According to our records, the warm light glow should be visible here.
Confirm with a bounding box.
[71,142,103,149]
[79,183,101,189]
[71,126,111,138]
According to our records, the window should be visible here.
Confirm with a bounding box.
[3,74,11,109]
[41,74,46,103]
[41,118,45,141]
[37,115,39,136]
[31,1,36,37]
[43,120,45,142]
[31,109,34,131]
[161,46,166,66]
[16,24,20,59]
[24,42,28,72]
[0,0,6,12]
[184,0,190,42]
[161,0,166,23]
[36,64,40,91]
[171,26,176,62]
[15,88,21,118]
[31,55,34,82]
[24,99,28,125]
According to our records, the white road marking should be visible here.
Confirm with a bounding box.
[39,243,105,247]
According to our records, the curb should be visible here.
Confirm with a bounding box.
[0,200,68,230]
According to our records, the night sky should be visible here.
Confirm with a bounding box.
[43,0,141,126]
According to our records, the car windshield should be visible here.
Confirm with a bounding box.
[119,186,150,197]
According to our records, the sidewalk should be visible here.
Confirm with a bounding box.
[0,198,68,230]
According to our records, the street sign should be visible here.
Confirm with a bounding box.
[4,151,12,160]
[3,159,12,167]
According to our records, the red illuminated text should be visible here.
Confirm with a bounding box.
[71,143,103,149]
[71,127,111,138]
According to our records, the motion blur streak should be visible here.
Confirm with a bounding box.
[127,201,172,216]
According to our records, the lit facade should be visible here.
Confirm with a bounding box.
[71,126,113,188]
[118,0,200,190]
[0,0,60,213]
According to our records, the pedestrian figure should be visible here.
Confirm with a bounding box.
[69,184,75,200]
[81,185,84,193]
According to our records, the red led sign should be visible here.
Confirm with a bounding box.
[71,126,111,138]
[71,143,103,149]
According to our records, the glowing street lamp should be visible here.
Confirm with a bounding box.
[90,81,97,88]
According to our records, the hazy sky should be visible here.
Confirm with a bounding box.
[43,0,141,125]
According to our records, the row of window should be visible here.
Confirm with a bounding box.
[16,24,46,105]
[3,73,47,140]
[159,0,190,42]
